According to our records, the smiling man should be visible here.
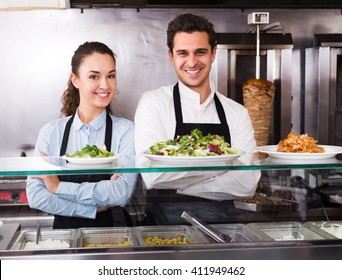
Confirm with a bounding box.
[169,31,215,103]
[134,14,260,225]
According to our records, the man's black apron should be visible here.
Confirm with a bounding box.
[144,83,234,225]
[53,113,125,229]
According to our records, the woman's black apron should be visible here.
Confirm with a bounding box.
[144,83,235,225]
[53,113,128,229]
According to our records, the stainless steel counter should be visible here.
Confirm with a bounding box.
[0,223,20,250]
[1,217,342,260]
[2,239,342,260]
[1,156,342,260]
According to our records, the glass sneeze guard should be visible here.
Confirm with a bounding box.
[0,152,341,176]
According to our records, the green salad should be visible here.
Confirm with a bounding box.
[149,129,238,156]
[65,145,115,158]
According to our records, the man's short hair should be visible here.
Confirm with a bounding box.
[167,13,217,53]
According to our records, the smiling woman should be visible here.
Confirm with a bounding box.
[70,52,117,122]
[26,42,137,229]
[60,42,117,118]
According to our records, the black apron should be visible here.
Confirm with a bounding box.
[172,83,231,142]
[53,113,126,229]
[144,83,233,225]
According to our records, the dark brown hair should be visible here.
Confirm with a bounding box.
[167,13,217,53]
[60,42,116,116]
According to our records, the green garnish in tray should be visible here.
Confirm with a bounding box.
[149,128,238,156]
[65,145,115,158]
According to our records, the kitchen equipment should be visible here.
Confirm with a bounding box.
[11,229,76,250]
[305,34,342,146]
[212,32,293,144]
[75,227,138,248]
[234,193,297,212]
[134,225,208,246]
[35,224,41,244]
[0,223,21,250]
[304,221,342,239]
[247,222,328,241]
[315,184,342,205]
[0,177,27,206]
[242,78,276,146]
[181,211,233,243]
[247,12,270,79]
[204,224,264,243]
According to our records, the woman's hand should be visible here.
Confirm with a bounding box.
[110,174,122,180]
[37,175,60,194]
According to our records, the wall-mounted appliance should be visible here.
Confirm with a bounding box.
[212,32,293,144]
[305,34,342,146]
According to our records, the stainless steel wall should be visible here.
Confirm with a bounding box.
[0,8,341,156]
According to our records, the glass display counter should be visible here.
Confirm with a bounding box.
[0,152,342,259]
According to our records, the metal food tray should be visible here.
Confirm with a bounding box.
[234,193,297,212]
[10,229,76,250]
[201,224,265,243]
[0,223,21,250]
[134,225,209,246]
[247,222,328,241]
[75,227,138,248]
[304,221,342,239]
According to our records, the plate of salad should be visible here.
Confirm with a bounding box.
[63,145,118,165]
[143,129,244,163]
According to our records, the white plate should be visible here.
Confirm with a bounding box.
[62,155,119,165]
[142,150,245,163]
[256,145,342,160]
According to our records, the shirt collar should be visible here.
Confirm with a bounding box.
[178,80,216,110]
[74,109,107,131]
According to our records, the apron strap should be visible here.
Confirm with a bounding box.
[104,112,112,151]
[173,83,183,123]
[173,83,228,126]
[214,94,228,125]
[60,115,75,156]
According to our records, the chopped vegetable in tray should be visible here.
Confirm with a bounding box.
[84,241,131,247]
[149,129,238,156]
[144,236,189,245]
[65,145,115,158]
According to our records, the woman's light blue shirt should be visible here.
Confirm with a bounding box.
[26,110,137,219]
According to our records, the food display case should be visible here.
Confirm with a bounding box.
[0,153,342,260]
[247,222,330,241]
[10,229,76,250]
[208,224,265,243]
[134,225,208,246]
[75,227,138,248]
[304,221,342,239]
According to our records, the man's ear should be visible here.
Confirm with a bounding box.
[70,73,79,89]
[211,46,217,63]
[168,49,175,66]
